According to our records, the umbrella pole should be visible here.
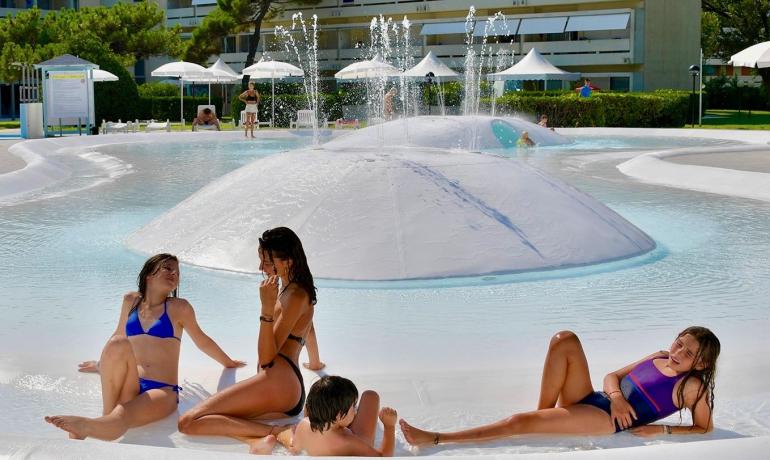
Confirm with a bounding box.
[208,82,211,105]
[180,78,184,126]
[272,76,275,127]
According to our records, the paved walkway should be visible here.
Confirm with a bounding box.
[0,139,25,174]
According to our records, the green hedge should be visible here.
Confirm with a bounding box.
[135,96,224,122]
[230,93,343,128]
[704,75,766,110]
[494,91,690,127]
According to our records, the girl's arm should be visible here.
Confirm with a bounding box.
[177,299,245,368]
[257,276,309,368]
[603,350,667,429]
[303,323,325,370]
[78,292,139,373]
[631,386,712,437]
[238,91,248,103]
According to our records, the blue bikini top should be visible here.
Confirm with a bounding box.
[126,299,180,341]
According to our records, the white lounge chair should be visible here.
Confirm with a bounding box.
[102,119,128,134]
[193,105,219,131]
[290,109,316,130]
[145,119,171,133]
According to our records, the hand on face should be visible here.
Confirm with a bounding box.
[260,275,280,315]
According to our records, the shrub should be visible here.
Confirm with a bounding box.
[137,96,223,122]
[138,81,179,98]
[91,54,141,124]
[494,91,689,127]
[704,76,765,110]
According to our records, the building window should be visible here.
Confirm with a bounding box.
[223,36,236,54]
[610,76,630,92]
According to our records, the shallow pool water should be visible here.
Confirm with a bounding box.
[1,134,768,455]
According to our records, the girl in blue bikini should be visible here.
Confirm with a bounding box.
[400,327,720,445]
[45,253,245,440]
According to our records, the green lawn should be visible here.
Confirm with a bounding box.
[692,109,770,130]
[0,121,20,129]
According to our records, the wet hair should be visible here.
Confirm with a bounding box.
[202,107,212,115]
[305,376,358,432]
[674,326,720,430]
[248,81,255,88]
[259,227,317,305]
[132,253,178,312]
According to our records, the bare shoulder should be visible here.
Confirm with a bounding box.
[168,297,193,314]
[122,291,141,306]
[285,284,310,304]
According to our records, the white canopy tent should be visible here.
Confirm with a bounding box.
[187,58,240,105]
[241,58,305,125]
[402,50,458,78]
[488,48,580,89]
[150,61,208,124]
[403,51,459,116]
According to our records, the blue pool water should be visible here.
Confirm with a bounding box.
[1,134,769,452]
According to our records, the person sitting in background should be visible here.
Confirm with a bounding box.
[538,114,556,132]
[192,108,221,131]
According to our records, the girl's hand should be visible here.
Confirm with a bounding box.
[378,407,397,427]
[225,359,247,368]
[77,360,99,373]
[303,361,326,371]
[260,275,280,315]
[630,425,663,437]
[609,394,637,430]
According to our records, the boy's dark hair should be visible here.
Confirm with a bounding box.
[202,107,212,115]
[305,376,358,433]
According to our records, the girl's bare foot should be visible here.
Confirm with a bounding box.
[302,361,326,371]
[399,419,437,446]
[249,434,277,455]
[45,415,88,440]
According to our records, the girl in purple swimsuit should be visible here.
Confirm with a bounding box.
[45,253,245,441]
[400,327,720,445]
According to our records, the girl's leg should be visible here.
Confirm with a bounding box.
[97,336,140,415]
[178,359,302,439]
[46,388,178,441]
[400,405,614,446]
[537,330,594,409]
[349,390,380,446]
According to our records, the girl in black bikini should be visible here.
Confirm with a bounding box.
[178,227,318,453]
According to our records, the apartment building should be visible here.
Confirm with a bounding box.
[2,0,701,118]
[159,0,701,93]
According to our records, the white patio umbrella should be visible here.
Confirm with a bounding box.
[241,58,305,125]
[729,41,770,68]
[91,69,119,82]
[151,61,208,124]
[334,57,402,80]
[188,58,240,105]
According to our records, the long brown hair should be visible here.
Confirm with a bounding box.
[132,253,179,313]
[674,326,720,430]
[259,227,316,305]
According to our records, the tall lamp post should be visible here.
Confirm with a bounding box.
[688,64,700,128]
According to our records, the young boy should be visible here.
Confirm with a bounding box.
[277,375,397,456]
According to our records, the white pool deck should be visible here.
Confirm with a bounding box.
[2,127,770,459]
